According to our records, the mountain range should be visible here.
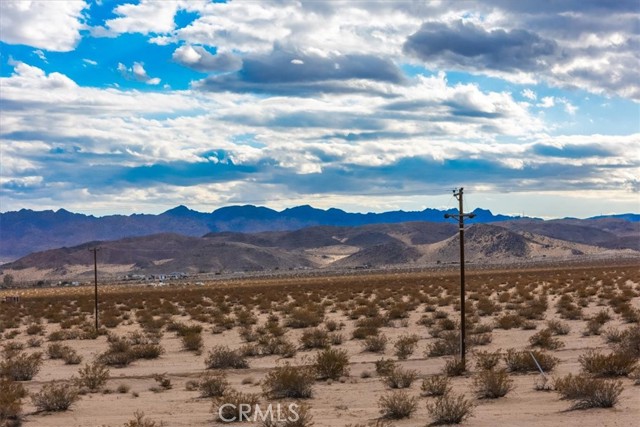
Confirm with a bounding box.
[2,204,638,264]
[1,210,638,282]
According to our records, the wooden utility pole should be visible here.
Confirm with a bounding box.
[444,188,475,368]
[89,247,100,331]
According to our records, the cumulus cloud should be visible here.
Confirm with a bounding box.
[102,0,181,35]
[0,0,87,51]
[404,20,558,73]
[172,45,242,72]
[117,62,161,85]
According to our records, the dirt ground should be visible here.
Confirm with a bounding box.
[1,262,639,427]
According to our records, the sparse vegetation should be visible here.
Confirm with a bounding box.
[76,361,110,392]
[262,364,315,398]
[378,390,418,419]
[31,382,79,412]
[205,346,249,370]
[473,368,513,398]
[426,392,474,425]
[314,348,349,380]
[421,375,451,397]
[554,373,623,409]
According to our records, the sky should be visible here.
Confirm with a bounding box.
[0,0,638,219]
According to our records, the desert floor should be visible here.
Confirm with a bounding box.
[1,261,639,427]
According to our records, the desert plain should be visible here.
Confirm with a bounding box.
[1,260,639,427]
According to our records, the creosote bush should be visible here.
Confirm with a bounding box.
[205,346,249,370]
[262,364,315,399]
[426,392,474,425]
[0,378,26,424]
[31,382,80,412]
[383,366,417,389]
[0,351,43,381]
[443,357,466,377]
[504,349,559,373]
[473,368,513,398]
[124,410,161,427]
[378,390,418,419]
[529,329,564,350]
[421,375,451,397]
[394,334,419,360]
[362,334,388,353]
[314,348,349,380]
[212,389,260,422]
[196,372,229,398]
[76,361,110,392]
[554,373,623,409]
[578,350,637,377]
[474,349,501,371]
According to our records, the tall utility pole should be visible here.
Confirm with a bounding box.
[89,248,100,331]
[444,188,475,368]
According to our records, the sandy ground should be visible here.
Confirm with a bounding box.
[2,264,639,427]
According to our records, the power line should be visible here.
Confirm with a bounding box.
[89,247,100,331]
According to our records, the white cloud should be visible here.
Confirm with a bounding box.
[172,45,242,72]
[118,62,161,85]
[103,0,181,35]
[83,58,97,66]
[0,0,87,51]
[521,89,537,100]
[537,96,555,108]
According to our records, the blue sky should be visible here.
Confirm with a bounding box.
[0,0,638,218]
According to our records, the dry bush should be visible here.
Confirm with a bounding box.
[181,331,203,353]
[362,334,388,353]
[394,334,419,360]
[578,350,637,377]
[0,351,43,381]
[554,373,623,409]
[378,390,418,419]
[426,392,474,425]
[375,358,396,377]
[151,373,172,391]
[31,382,79,412]
[546,320,570,335]
[300,328,329,350]
[473,368,513,398]
[212,389,260,422]
[474,349,501,371]
[495,314,523,330]
[426,331,459,357]
[197,372,229,398]
[0,378,26,423]
[261,402,314,427]
[614,325,640,358]
[286,308,324,329]
[314,348,349,380]
[205,346,249,370]
[383,367,417,389]
[420,375,451,397]
[25,323,44,336]
[262,364,315,399]
[124,410,161,427]
[529,329,564,350]
[76,361,110,392]
[504,349,559,373]
[443,357,466,377]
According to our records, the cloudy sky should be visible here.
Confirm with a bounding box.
[0,0,638,218]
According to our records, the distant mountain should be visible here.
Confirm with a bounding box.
[2,221,637,282]
[0,205,523,261]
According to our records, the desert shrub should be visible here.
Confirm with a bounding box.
[578,350,637,377]
[212,389,260,422]
[474,349,501,371]
[378,390,418,419]
[31,382,79,412]
[383,367,417,389]
[76,361,110,392]
[205,346,249,370]
[286,308,323,328]
[117,383,130,394]
[329,332,344,346]
[394,334,419,360]
[300,328,329,350]
[196,372,229,398]
[554,373,623,409]
[473,368,513,398]
[352,326,380,340]
[325,319,339,331]
[0,351,43,381]
[615,325,640,358]
[150,373,172,392]
[130,343,164,360]
[375,358,396,377]
[504,349,559,373]
[362,334,388,353]
[25,323,44,336]
[0,378,26,423]
[313,348,349,380]
[529,329,564,350]
[47,343,69,359]
[426,331,459,357]
[495,314,523,330]
[27,337,42,348]
[546,320,570,335]
[426,393,474,425]
[181,331,203,353]
[443,357,466,377]
[262,364,315,399]
[62,348,82,365]
[124,410,160,427]
[420,375,451,397]
[261,402,314,427]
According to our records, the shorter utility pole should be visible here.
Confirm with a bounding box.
[444,188,475,368]
[89,247,100,331]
